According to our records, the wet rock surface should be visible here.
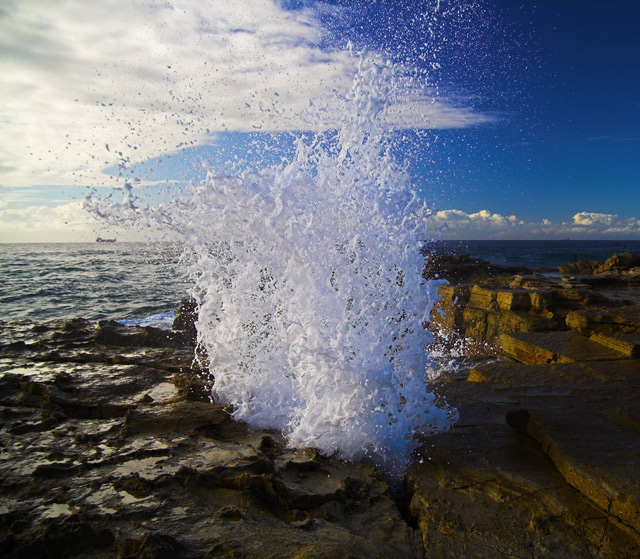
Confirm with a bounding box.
[0,320,421,558]
[2,251,639,558]
[419,252,640,558]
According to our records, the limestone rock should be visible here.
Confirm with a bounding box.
[566,304,640,336]
[557,251,640,275]
[600,251,640,272]
[430,252,640,349]
[418,250,640,557]
[407,357,640,558]
[431,282,567,346]
[499,330,626,363]
[590,331,640,358]
[0,320,422,559]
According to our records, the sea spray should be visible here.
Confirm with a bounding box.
[86,53,458,473]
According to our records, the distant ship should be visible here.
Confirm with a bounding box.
[96,237,116,243]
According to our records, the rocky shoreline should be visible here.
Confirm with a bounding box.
[417,251,640,557]
[1,252,639,558]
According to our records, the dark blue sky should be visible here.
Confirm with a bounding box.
[324,0,640,224]
[422,0,640,222]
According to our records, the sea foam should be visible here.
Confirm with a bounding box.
[87,53,458,473]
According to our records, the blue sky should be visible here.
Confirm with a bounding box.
[435,0,640,224]
[1,0,639,241]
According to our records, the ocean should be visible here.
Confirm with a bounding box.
[0,242,189,327]
[1,240,638,327]
[429,239,640,269]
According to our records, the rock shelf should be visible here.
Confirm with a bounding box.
[0,320,420,558]
[418,251,640,558]
[1,252,639,558]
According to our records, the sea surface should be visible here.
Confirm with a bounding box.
[429,239,640,269]
[0,242,189,327]
[1,240,639,326]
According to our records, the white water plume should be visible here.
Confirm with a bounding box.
[87,53,458,472]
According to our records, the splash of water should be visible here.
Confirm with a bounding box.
[87,53,457,473]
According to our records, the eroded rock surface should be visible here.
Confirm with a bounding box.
[557,251,640,276]
[430,252,640,352]
[0,320,421,559]
[2,252,639,558]
[415,252,640,558]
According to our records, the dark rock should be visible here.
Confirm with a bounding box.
[1,517,114,559]
[171,372,212,402]
[2,261,640,558]
[171,298,199,344]
[558,251,640,275]
[258,434,282,457]
[601,251,640,271]
[423,252,531,284]
[0,320,420,559]
[115,534,181,559]
[95,320,192,350]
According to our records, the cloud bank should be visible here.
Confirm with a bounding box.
[428,209,640,239]
[0,201,98,243]
[2,199,639,243]
[0,0,490,191]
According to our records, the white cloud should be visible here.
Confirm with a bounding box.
[0,197,166,243]
[429,209,640,239]
[432,209,471,222]
[0,201,96,242]
[0,0,490,191]
[431,209,523,235]
[468,210,514,226]
[572,212,616,226]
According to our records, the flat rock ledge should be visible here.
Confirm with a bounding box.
[417,252,640,558]
[1,252,639,558]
